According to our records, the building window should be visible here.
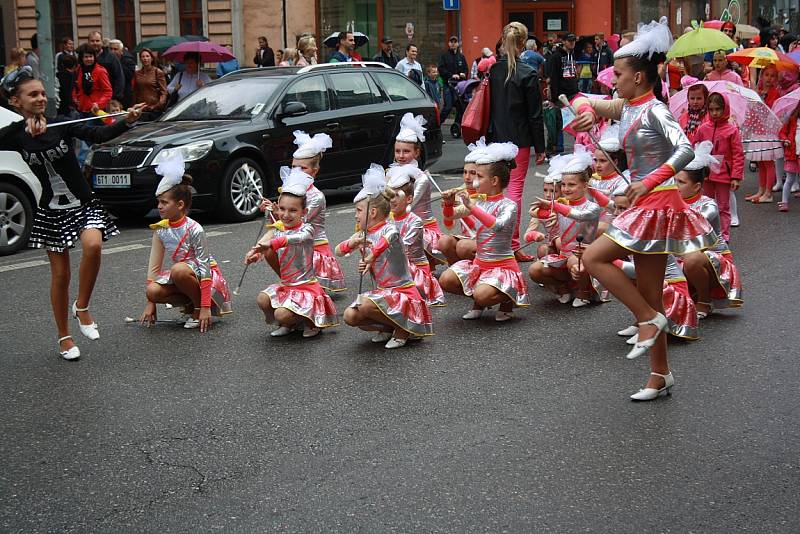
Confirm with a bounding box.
[115,0,136,50]
[51,0,73,42]
[180,0,204,36]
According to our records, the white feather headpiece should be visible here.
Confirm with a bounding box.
[685,141,721,172]
[292,130,333,159]
[386,164,417,189]
[473,142,519,165]
[545,153,570,183]
[354,164,387,203]
[597,123,621,153]
[464,136,488,163]
[614,17,673,59]
[279,166,314,196]
[560,144,594,175]
[154,152,186,197]
[395,112,427,143]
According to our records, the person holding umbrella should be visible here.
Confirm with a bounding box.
[329,32,355,63]
[166,52,211,103]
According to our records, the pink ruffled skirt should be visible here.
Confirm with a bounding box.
[663,280,698,340]
[262,281,339,328]
[409,262,446,306]
[350,284,434,337]
[313,243,347,292]
[706,251,743,309]
[449,257,529,307]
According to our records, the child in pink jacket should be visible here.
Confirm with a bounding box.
[694,92,744,241]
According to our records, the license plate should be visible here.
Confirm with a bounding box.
[94,173,131,188]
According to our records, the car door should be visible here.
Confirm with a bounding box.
[327,71,388,173]
[265,74,346,184]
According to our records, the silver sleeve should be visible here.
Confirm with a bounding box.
[650,104,695,173]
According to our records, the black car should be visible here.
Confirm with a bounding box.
[86,63,442,220]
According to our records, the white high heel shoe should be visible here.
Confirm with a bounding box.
[625,312,668,360]
[384,337,408,349]
[58,336,80,361]
[630,372,674,401]
[270,325,293,337]
[462,308,483,320]
[626,333,638,345]
[72,301,99,340]
[617,325,638,337]
[370,331,392,343]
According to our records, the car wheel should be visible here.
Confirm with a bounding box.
[0,181,34,256]
[218,157,267,222]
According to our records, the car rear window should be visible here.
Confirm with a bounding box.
[372,72,427,102]
[162,78,282,120]
[329,72,383,108]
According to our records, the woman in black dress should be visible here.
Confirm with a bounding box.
[0,67,143,360]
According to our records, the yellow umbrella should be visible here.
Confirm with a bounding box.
[727,47,799,71]
[667,25,738,59]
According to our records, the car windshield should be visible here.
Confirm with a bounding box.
[161,78,283,121]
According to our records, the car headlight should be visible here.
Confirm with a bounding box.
[151,141,214,165]
[85,149,94,166]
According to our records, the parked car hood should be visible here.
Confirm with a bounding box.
[99,119,243,148]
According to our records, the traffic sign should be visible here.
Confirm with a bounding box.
[443,0,460,10]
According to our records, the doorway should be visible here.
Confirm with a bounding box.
[504,3,574,38]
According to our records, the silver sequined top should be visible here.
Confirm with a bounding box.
[367,222,415,289]
[409,168,435,223]
[620,96,694,187]
[270,222,316,285]
[151,216,212,281]
[688,195,729,254]
[305,184,329,245]
[556,198,603,254]
[589,173,628,197]
[393,211,428,266]
[474,195,517,262]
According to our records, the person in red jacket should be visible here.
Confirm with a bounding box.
[678,82,708,144]
[72,44,112,114]
[694,92,743,241]
[778,101,800,212]
[748,65,781,203]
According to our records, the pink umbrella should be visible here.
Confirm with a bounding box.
[772,87,800,122]
[597,66,615,89]
[669,80,759,125]
[162,41,234,63]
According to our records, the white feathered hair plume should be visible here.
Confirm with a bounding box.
[545,153,570,183]
[395,112,427,143]
[355,163,387,203]
[560,144,595,175]
[614,16,673,59]
[154,151,186,196]
[292,130,333,158]
[474,142,519,165]
[464,136,488,163]
[386,163,417,190]
[598,123,621,153]
[279,166,314,197]
[685,141,721,172]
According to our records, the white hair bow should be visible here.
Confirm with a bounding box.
[292,130,333,158]
[395,112,427,143]
[279,165,314,196]
[474,142,519,165]
[614,16,673,59]
[354,163,387,203]
[154,151,186,197]
[685,141,721,172]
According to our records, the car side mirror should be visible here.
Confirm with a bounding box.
[278,101,308,119]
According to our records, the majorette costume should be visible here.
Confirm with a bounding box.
[682,143,743,310]
[573,18,715,256]
[589,123,630,224]
[441,137,485,239]
[394,113,445,262]
[291,131,347,292]
[259,168,339,329]
[0,111,128,252]
[337,165,434,338]
[446,143,530,308]
[147,155,232,316]
[386,164,446,306]
[537,146,603,270]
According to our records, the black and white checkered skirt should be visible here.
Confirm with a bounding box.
[28,197,119,252]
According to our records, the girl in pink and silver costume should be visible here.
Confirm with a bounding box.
[386,164,446,306]
[248,168,339,339]
[529,145,604,308]
[523,173,562,260]
[392,113,446,265]
[571,17,715,401]
[141,154,232,333]
[675,144,743,318]
[260,130,346,292]
[590,122,630,232]
[439,142,530,322]
[337,165,434,349]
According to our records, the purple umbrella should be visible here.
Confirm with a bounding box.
[162,41,235,63]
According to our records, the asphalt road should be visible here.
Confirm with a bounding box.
[1,135,798,532]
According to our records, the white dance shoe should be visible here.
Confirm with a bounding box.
[495,310,514,322]
[626,333,639,345]
[625,312,668,360]
[557,293,572,304]
[462,308,483,320]
[572,297,591,308]
[371,331,392,343]
[302,327,321,338]
[630,372,674,401]
[384,337,408,349]
[58,336,80,361]
[72,301,99,340]
[183,318,200,329]
[270,326,293,337]
[617,325,639,337]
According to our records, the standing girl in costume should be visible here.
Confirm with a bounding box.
[337,165,434,349]
[392,113,445,265]
[693,94,744,241]
[748,65,781,203]
[260,131,346,292]
[140,155,233,332]
[528,146,603,307]
[386,164,446,306]
[0,68,143,360]
[247,168,338,338]
[675,147,743,318]
[439,142,530,321]
[572,17,715,400]
[778,100,800,212]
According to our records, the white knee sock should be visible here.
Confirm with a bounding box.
[729,189,739,223]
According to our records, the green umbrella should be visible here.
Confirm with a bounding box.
[134,35,207,53]
[667,25,737,59]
